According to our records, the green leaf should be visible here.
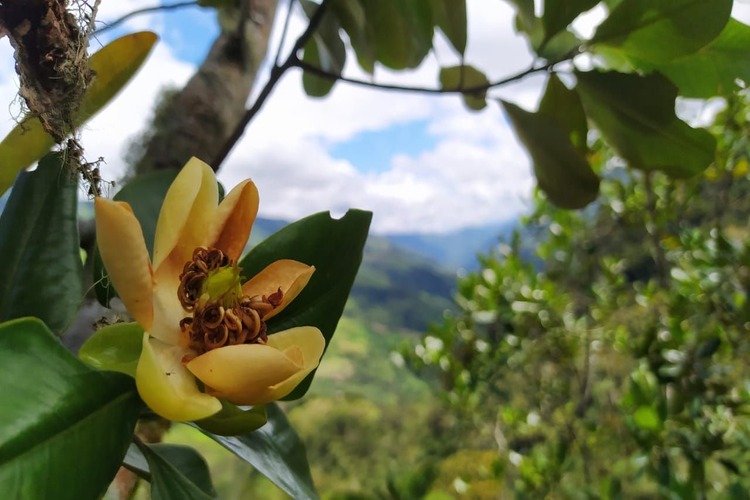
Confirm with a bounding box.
[331,0,375,73]
[541,0,598,46]
[502,100,599,209]
[94,169,179,306]
[0,317,140,499]
[361,0,433,70]
[591,0,732,64]
[538,74,588,153]
[239,209,372,400]
[439,65,490,111]
[658,19,750,98]
[575,70,716,177]
[0,32,158,197]
[196,401,267,436]
[201,403,317,499]
[302,0,346,97]
[429,0,467,55]
[136,442,216,500]
[633,405,662,431]
[506,0,544,47]
[0,153,82,334]
[79,321,144,376]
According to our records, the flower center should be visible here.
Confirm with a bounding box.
[177,246,283,355]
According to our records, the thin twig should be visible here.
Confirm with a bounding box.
[294,58,555,95]
[212,0,332,168]
[274,0,297,67]
[93,1,198,36]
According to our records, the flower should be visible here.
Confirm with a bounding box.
[95,157,325,421]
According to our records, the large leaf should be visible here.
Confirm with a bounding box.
[201,404,317,499]
[538,73,588,154]
[658,19,750,98]
[591,0,732,64]
[502,100,599,209]
[361,0,433,70]
[439,65,490,111]
[331,0,375,73]
[0,32,158,197]
[301,0,346,97]
[238,209,372,400]
[0,317,140,498]
[506,0,544,47]
[94,169,179,306]
[541,0,599,47]
[196,402,267,436]
[136,442,216,500]
[575,70,716,177]
[429,0,467,55]
[0,153,82,334]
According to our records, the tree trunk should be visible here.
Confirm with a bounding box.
[132,0,279,174]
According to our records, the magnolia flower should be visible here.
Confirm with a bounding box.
[95,158,325,421]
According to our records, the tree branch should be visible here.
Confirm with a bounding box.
[294,58,555,95]
[211,0,331,168]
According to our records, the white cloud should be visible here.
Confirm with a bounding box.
[1,1,609,234]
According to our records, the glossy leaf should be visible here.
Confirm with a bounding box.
[0,32,158,197]
[439,65,490,111]
[430,0,467,55]
[331,0,375,73]
[658,19,750,98]
[591,0,731,64]
[94,169,180,306]
[0,318,140,498]
[201,404,317,499]
[575,70,716,177]
[196,402,267,436]
[0,153,82,334]
[239,209,372,400]
[539,74,588,154]
[302,0,346,97]
[79,321,145,376]
[541,0,598,47]
[137,442,216,500]
[502,100,599,209]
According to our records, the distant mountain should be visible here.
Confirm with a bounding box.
[384,220,518,270]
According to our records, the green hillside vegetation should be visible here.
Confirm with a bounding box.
[404,93,750,497]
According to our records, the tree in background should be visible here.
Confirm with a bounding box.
[406,91,750,498]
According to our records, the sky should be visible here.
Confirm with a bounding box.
[0,1,749,234]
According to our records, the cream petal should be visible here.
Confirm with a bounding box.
[152,158,219,277]
[241,260,315,320]
[95,198,154,330]
[211,180,259,262]
[136,334,221,421]
[186,326,325,406]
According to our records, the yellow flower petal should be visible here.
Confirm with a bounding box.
[136,334,222,421]
[95,198,153,330]
[152,157,218,276]
[186,326,325,406]
[242,260,315,320]
[211,179,259,262]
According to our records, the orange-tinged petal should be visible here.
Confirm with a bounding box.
[95,198,153,330]
[152,157,218,275]
[186,326,325,406]
[211,180,259,262]
[136,334,221,421]
[242,260,315,320]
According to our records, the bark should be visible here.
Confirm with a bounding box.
[132,0,279,174]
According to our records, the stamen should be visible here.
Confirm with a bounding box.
[177,246,285,354]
